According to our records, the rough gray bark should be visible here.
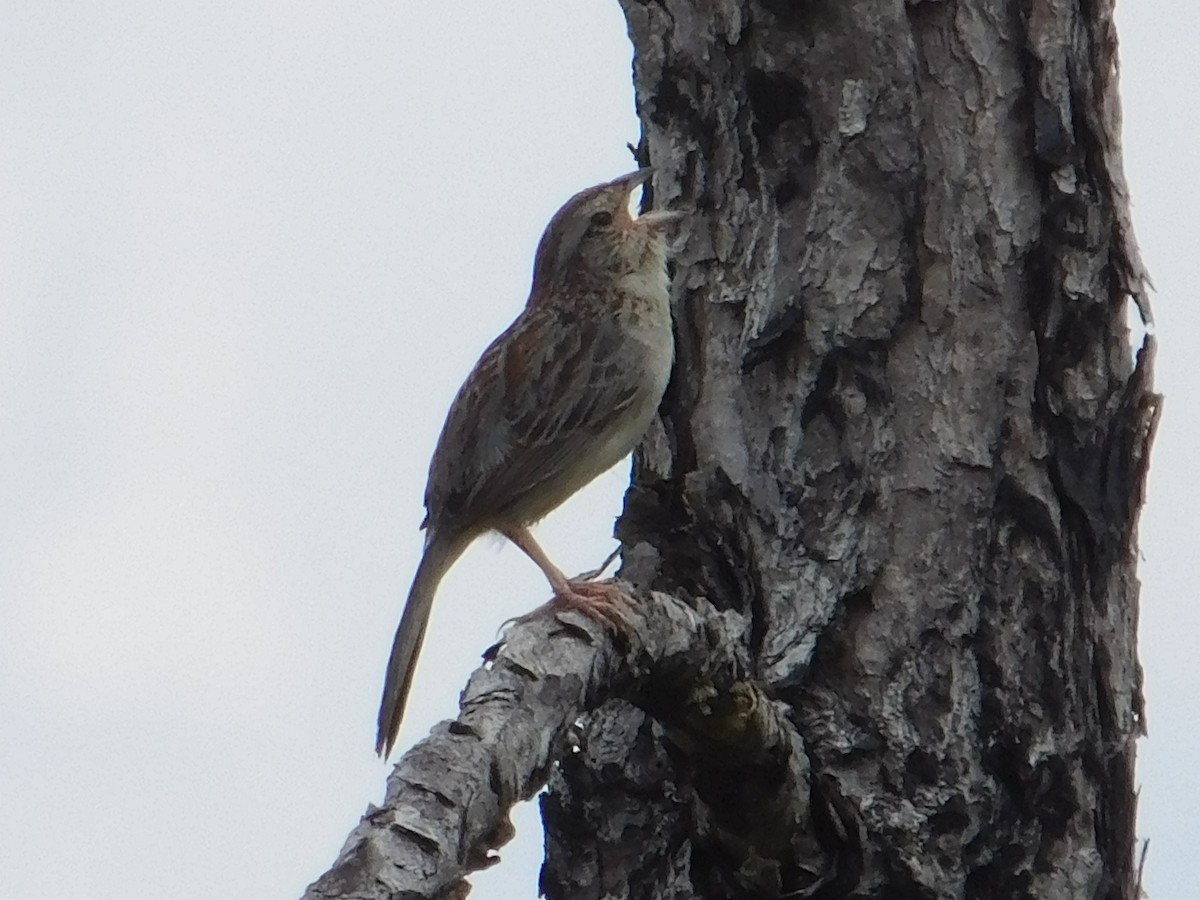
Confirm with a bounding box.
[538,0,1156,898]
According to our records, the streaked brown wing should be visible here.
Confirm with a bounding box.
[424,305,641,530]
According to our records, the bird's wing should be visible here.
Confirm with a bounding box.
[424,305,647,530]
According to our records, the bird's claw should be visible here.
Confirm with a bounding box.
[499,578,636,641]
[550,579,637,637]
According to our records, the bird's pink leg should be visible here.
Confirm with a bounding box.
[502,526,632,628]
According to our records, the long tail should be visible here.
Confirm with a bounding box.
[375,530,469,758]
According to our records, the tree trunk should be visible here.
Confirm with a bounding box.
[540,0,1156,898]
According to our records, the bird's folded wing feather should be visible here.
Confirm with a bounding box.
[425,306,644,528]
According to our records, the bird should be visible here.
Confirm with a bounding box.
[375,167,683,758]
[379,165,686,758]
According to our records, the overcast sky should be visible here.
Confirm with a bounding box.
[0,3,1194,898]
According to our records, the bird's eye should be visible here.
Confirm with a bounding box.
[590,211,613,227]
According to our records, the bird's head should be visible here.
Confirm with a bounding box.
[529,168,683,302]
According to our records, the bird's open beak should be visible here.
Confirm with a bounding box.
[609,167,685,230]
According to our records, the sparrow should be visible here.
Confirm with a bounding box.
[376,167,682,757]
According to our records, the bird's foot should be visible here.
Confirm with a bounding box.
[499,579,634,637]
[549,578,637,637]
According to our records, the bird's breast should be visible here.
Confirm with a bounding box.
[616,259,674,397]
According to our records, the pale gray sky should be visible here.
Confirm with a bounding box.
[0,3,1193,898]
